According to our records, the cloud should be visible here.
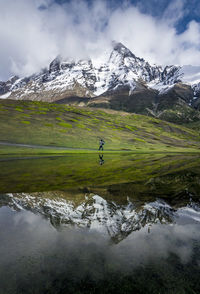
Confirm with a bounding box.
[105,1,200,66]
[0,207,199,293]
[162,0,186,26]
[0,0,200,80]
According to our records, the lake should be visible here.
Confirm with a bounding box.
[0,153,200,294]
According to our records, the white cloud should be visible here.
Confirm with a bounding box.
[163,0,186,26]
[0,0,200,80]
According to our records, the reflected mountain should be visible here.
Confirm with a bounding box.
[1,192,200,242]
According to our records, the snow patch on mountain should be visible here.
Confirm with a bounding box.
[0,92,11,99]
[147,81,175,94]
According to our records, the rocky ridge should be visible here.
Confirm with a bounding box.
[1,42,200,121]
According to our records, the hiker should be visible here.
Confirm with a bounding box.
[99,139,105,151]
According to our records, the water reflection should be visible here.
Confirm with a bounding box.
[0,154,200,293]
[99,154,104,165]
[1,192,200,242]
[1,153,200,193]
[0,203,199,294]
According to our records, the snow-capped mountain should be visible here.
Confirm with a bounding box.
[1,193,200,242]
[0,42,196,98]
[1,41,200,119]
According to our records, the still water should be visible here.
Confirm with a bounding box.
[0,153,200,294]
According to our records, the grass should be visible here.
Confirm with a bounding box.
[0,145,142,158]
[1,145,200,158]
[0,99,200,154]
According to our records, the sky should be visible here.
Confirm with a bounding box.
[0,0,200,80]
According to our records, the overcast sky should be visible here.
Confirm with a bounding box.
[0,0,200,80]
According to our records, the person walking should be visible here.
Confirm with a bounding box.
[99,139,105,151]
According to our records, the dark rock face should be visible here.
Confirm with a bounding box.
[0,81,8,95]
[49,56,61,74]
[0,76,18,95]
[161,66,181,85]
[156,84,194,111]
[88,86,157,115]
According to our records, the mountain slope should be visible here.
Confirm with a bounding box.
[1,42,200,123]
[0,99,200,152]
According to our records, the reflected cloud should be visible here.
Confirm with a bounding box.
[0,202,200,293]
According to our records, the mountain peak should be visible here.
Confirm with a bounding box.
[111,41,136,59]
[49,56,61,73]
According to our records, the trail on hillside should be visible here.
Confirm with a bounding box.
[0,141,96,151]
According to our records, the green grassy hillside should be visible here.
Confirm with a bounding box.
[0,99,200,152]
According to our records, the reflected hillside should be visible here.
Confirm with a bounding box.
[1,153,200,194]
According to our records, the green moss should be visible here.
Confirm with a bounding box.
[44,123,54,127]
[38,107,49,112]
[58,122,72,128]
[134,138,146,143]
[59,129,67,133]
[22,114,31,118]
[76,123,87,129]
[21,121,30,124]
[15,107,24,112]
